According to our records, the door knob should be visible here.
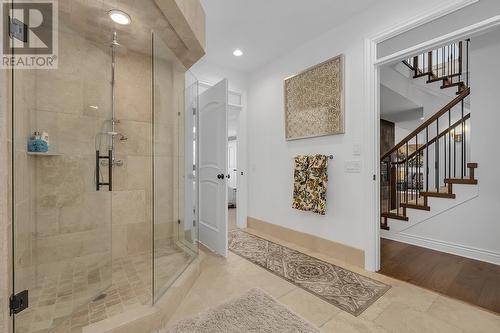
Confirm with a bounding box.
[226,174,231,179]
[217,173,225,179]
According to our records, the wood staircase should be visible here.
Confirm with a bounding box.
[381,39,476,230]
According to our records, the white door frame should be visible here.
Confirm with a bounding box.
[363,0,500,271]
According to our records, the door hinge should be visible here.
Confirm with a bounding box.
[192,107,196,115]
[373,174,376,181]
[10,290,28,315]
[177,219,181,225]
[9,17,28,43]
[193,220,196,227]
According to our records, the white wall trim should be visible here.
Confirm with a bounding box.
[376,14,500,67]
[382,233,500,265]
[364,0,491,272]
[371,0,479,43]
[200,80,244,99]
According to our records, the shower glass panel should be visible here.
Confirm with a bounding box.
[9,1,198,332]
[11,5,114,333]
[152,33,199,301]
[177,72,199,255]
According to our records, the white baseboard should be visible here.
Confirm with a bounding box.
[381,233,500,265]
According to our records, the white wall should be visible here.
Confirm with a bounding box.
[380,65,452,120]
[395,125,412,143]
[246,0,441,256]
[190,58,250,228]
[394,29,500,263]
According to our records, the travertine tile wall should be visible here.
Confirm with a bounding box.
[112,48,154,261]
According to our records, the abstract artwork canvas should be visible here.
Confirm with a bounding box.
[284,55,345,140]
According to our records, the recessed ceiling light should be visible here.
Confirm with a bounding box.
[109,9,131,25]
[233,49,243,57]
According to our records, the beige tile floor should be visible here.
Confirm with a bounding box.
[17,243,194,333]
[166,227,500,333]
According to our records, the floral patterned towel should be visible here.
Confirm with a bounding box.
[292,155,311,211]
[292,154,329,215]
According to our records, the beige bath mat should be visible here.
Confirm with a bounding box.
[162,288,319,333]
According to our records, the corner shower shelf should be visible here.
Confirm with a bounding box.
[27,152,62,156]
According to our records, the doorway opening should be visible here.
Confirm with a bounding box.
[197,79,245,256]
[376,27,500,314]
[228,106,240,232]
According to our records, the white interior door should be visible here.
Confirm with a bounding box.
[199,79,228,256]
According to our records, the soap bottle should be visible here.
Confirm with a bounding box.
[28,131,49,153]
[41,131,50,148]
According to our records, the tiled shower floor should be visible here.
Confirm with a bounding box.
[16,246,193,333]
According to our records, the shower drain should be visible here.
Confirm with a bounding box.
[92,293,107,302]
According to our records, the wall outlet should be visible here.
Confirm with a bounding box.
[353,144,362,156]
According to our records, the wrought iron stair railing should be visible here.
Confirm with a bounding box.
[380,39,473,229]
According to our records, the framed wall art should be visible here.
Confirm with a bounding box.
[284,54,345,140]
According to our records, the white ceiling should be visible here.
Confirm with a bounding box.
[200,0,378,72]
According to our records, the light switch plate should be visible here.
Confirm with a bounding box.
[353,144,362,156]
[345,160,362,173]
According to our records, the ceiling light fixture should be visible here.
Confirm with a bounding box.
[233,49,243,57]
[109,9,131,25]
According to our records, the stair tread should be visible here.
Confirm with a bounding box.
[406,196,426,205]
[423,186,450,193]
[467,163,478,168]
[381,212,409,221]
[427,73,462,83]
[441,81,464,89]
[413,72,432,79]
[399,196,430,211]
[420,186,456,198]
[444,178,478,184]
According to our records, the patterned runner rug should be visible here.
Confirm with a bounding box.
[229,230,390,316]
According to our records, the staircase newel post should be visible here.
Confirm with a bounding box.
[428,51,433,78]
[458,41,463,75]
[390,158,397,210]
[405,142,409,204]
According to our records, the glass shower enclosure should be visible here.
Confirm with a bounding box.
[7,1,199,332]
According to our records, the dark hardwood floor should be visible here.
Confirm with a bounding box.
[380,238,500,314]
